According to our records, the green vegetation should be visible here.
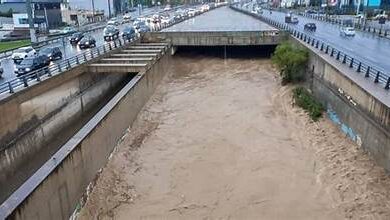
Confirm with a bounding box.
[0,40,31,53]
[271,42,309,85]
[293,87,324,121]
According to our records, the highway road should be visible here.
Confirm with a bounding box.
[255,8,390,73]
[0,7,163,84]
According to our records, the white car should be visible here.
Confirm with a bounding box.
[188,9,196,17]
[340,27,355,36]
[123,14,132,23]
[12,46,36,63]
[201,5,210,12]
[164,5,171,11]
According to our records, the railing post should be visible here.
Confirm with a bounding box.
[385,77,390,90]
[375,71,380,83]
[67,60,71,69]
[76,56,79,65]
[365,66,370,77]
[320,43,324,51]
[90,50,94,59]
[336,51,340,60]
[57,63,62,72]
[342,55,347,64]
[325,45,329,54]
[349,58,354,68]
[357,62,361,72]
[114,40,117,48]
[83,53,87,61]
[97,48,100,56]
[8,82,14,93]
[36,72,41,81]
[315,41,319,48]
[22,76,28,87]
[330,48,334,57]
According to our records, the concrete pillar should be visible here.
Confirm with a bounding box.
[171,46,177,55]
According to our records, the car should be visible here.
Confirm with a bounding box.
[123,14,132,23]
[103,25,120,41]
[152,14,161,23]
[291,17,299,24]
[133,20,146,30]
[340,27,355,36]
[11,46,37,64]
[188,9,196,17]
[39,47,62,61]
[304,23,317,31]
[164,5,171,11]
[122,26,136,40]
[305,9,317,14]
[107,18,120,26]
[14,55,49,77]
[69,32,84,45]
[138,24,151,33]
[78,36,96,49]
[61,27,77,35]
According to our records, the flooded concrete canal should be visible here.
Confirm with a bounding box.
[77,47,390,219]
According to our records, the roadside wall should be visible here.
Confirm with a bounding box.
[291,37,390,170]
[0,50,171,220]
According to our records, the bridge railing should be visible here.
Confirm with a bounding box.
[231,5,390,90]
[0,38,135,97]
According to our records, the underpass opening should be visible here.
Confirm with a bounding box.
[175,45,277,59]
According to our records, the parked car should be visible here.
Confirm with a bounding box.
[61,26,77,35]
[103,25,120,41]
[164,5,171,11]
[188,8,197,17]
[291,17,299,24]
[134,20,146,30]
[304,23,317,31]
[78,36,96,49]
[11,46,37,64]
[340,27,355,36]
[122,26,136,40]
[14,55,49,77]
[39,47,62,61]
[69,32,84,45]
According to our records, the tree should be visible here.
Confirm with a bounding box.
[271,42,309,85]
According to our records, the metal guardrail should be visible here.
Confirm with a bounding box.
[0,4,222,98]
[232,5,390,90]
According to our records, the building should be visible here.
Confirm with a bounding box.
[61,2,105,26]
[0,0,63,28]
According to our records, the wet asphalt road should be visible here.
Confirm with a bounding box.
[163,6,276,32]
[0,7,162,84]
[258,8,390,72]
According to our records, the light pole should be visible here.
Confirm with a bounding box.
[108,0,112,18]
[92,0,96,22]
[26,0,37,43]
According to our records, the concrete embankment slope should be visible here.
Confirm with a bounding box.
[0,45,172,220]
[291,36,390,171]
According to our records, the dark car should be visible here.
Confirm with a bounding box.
[304,23,317,31]
[122,26,136,40]
[39,47,62,61]
[138,24,151,33]
[69,32,84,45]
[78,36,96,49]
[103,25,120,41]
[14,55,49,77]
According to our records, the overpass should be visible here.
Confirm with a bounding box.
[1,4,390,220]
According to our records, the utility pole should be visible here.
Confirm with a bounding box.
[92,0,96,22]
[108,0,112,18]
[26,0,37,43]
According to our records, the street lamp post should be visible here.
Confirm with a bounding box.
[26,0,37,43]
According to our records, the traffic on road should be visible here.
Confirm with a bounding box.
[0,3,219,84]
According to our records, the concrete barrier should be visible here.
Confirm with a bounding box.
[143,31,287,46]
[0,43,134,203]
[0,46,172,220]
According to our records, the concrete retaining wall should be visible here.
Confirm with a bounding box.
[0,49,172,220]
[144,31,287,46]
[292,37,390,171]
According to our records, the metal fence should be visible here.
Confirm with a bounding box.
[0,5,223,98]
[231,5,390,90]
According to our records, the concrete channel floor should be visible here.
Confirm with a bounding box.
[78,54,390,219]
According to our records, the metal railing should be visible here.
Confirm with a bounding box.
[0,4,223,98]
[231,5,390,90]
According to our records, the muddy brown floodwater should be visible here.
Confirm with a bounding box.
[77,52,390,220]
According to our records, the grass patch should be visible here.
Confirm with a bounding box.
[293,86,324,121]
[0,39,31,53]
